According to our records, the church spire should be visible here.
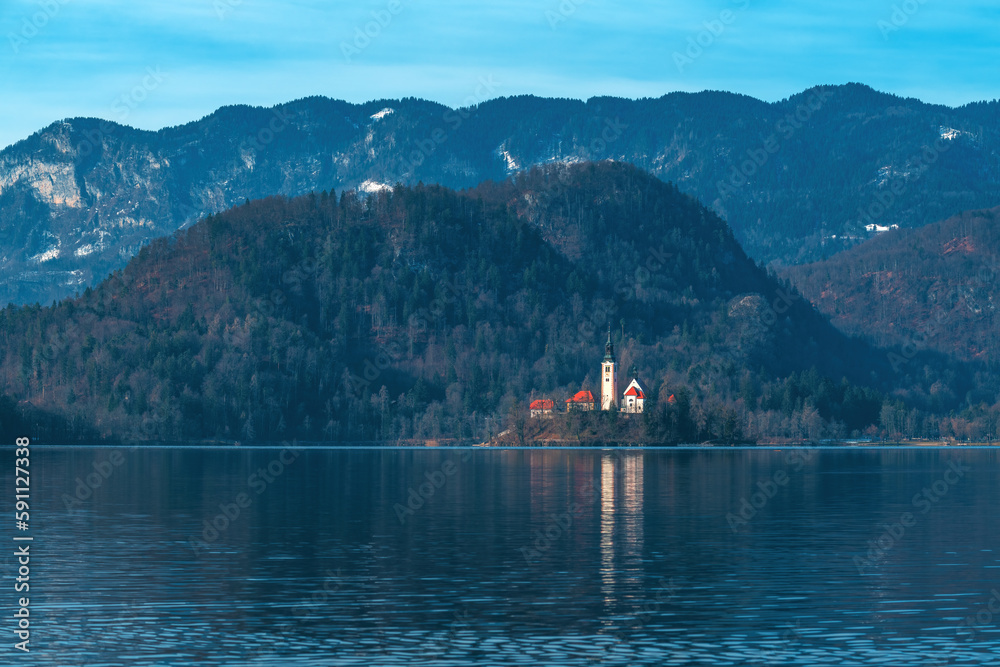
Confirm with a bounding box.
[601,323,618,411]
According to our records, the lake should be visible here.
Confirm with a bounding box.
[7,446,1000,665]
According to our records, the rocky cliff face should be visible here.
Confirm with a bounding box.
[0,86,997,305]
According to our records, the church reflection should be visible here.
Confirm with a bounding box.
[600,452,645,607]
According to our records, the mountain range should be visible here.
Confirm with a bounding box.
[1,83,997,306]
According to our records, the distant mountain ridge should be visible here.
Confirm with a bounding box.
[0,83,997,305]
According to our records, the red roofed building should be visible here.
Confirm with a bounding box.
[621,367,648,414]
[566,390,595,411]
[530,399,555,418]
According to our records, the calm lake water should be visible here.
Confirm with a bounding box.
[6,446,1000,666]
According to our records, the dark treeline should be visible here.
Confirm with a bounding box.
[0,162,991,444]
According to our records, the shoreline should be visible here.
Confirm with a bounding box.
[7,440,998,450]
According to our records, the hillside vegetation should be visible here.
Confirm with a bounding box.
[785,206,1000,364]
[0,163,989,444]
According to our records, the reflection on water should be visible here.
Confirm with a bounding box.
[601,452,645,613]
[7,446,1000,665]
[601,453,616,608]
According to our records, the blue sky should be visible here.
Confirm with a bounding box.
[1,0,997,149]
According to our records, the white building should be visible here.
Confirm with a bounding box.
[621,369,648,414]
[530,399,555,417]
[566,390,595,411]
[864,223,899,233]
[601,325,618,411]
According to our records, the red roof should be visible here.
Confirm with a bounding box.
[566,390,594,403]
[667,394,677,404]
[530,399,555,410]
[624,386,645,399]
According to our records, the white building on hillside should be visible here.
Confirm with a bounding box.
[621,368,648,414]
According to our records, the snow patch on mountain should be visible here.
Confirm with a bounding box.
[546,154,586,166]
[495,145,519,173]
[940,126,967,141]
[30,234,61,263]
[75,231,112,257]
[370,108,395,121]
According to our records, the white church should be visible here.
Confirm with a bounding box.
[600,325,648,414]
[545,326,649,416]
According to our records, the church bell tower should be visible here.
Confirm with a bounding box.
[601,324,618,411]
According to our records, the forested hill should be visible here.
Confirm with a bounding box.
[784,206,1000,364]
[1,83,997,305]
[0,163,967,444]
